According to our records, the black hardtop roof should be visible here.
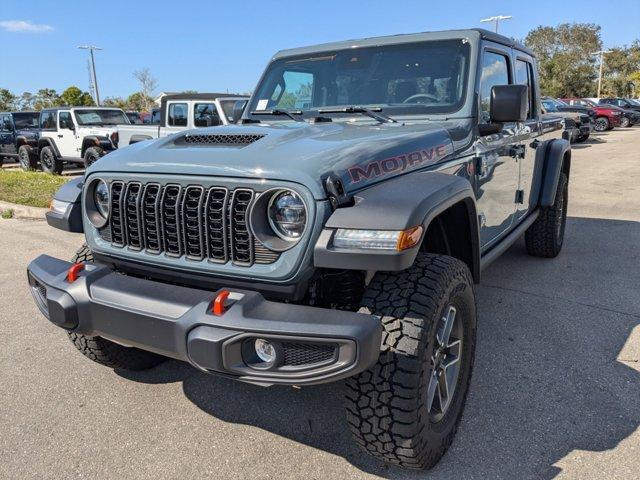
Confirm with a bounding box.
[39,106,126,113]
[274,28,535,59]
[1,111,39,115]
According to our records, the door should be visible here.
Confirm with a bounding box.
[514,56,543,221]
[56,111,78,157]
[0,114,15,155]
[475,48,520,249]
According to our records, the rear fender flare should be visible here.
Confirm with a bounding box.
[37,137,61,157]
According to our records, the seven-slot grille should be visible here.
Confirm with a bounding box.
[103,181,279,266]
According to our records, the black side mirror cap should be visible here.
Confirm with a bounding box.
[231,100,248,123]
[490,84,528,123]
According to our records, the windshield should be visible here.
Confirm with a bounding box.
[74,109,129,126]
[542,100,559,112]
[12,112,39,129]
[628,98,640,106]
[248,39,471,119]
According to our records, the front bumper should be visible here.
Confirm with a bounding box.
[27,255,381,386]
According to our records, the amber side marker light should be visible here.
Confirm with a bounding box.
[396,226,423,251]
[67,263,85,282]
[212,290,231,316]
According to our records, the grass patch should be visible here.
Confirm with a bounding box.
[1,208,14,219]
[0,170,69,208]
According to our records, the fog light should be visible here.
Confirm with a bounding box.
[255,339,276,364]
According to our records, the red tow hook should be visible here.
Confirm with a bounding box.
[212,290,231,316]
[67,263,85,282]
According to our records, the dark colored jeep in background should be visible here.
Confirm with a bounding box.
[27,29,570,470]
[0,111,40,169]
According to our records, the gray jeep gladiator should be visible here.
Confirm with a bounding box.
[27,29,569,470]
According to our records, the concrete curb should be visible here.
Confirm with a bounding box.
[0,200,48,220]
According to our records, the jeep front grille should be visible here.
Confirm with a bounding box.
[102,181,279,266]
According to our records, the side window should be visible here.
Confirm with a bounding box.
[0,115,8,131]
[479,51,510,123]
[515,59,534,119]
[59,111,73,129]
[40,111,56,130]
[193,103,221,127]
[167,103,188,127]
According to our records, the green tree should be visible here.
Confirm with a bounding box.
[601,42,640,96]
[525,23,602,97]
[126,91,153,111]
[33,89,59,110]
[59,86,95,106]
[19,92,35,110]
[103,96,128,109]
[0,88,18,111]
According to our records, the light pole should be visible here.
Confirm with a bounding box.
[78,45,103,106]
[592,50,611,99]
[480,15,512,33]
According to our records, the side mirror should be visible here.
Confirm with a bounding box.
[230,100,248,123]
[490,85,528,123]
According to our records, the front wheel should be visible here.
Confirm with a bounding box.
[345,253,476,469]
[18,145,38,170]
[40,146,63,174]
[594,117,610,132]
[66,244,166,371]
[620,116,631,128]
[83,146,104,168]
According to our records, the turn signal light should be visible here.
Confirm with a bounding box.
[67,263,85,282]
[397,226,423,251]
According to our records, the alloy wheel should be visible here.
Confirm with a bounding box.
[427,305,463,422]
[594,118,608,132]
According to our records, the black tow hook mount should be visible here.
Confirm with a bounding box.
[324,174,354,210]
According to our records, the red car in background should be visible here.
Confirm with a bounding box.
[561,98,624,131]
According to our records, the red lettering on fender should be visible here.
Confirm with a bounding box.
[347,143,451,184]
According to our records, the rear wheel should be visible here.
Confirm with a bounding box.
[83,146,104,168]
[345,253,476,469]
[40,146,63,174]
[66,244,166,371]
[525,172,568,258]
[594,116,610,132]
[18,145,38,170]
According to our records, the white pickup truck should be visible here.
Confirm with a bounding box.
[115,93,249,148]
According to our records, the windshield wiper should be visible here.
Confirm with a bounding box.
[250,109,305,122]
[317,106,397,124]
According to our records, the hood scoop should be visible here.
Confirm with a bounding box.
[176,133,266,147]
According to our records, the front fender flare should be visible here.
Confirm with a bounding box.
[314,170,480,280]
[539,138,570,208]
[81,136,114,157]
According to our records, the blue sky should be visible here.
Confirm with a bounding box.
[1,0,639,99]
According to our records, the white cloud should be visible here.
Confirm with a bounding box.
[0,20,53,33]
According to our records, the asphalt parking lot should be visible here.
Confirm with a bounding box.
[1,128,639,480]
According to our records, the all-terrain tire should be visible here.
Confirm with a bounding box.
[525,172,568,258]
[344,253,477,470]
[66,244,165,371]
[40,146,63,174]
[18,145,38,170]
[84,146,104,169]
[575,133,589,143]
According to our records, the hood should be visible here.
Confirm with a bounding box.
[79,126,118,136]
[89,120,459,199]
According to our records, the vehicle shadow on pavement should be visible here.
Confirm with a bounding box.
[119,216,640,479]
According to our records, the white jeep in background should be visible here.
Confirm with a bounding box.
[115,93,249,148]
[37,107,129,173]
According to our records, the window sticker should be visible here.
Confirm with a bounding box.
[256,99,269,111]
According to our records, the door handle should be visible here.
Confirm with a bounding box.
[57,134,63,138]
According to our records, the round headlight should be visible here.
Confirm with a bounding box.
[268,190,307,240]
[94,180,110,218]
